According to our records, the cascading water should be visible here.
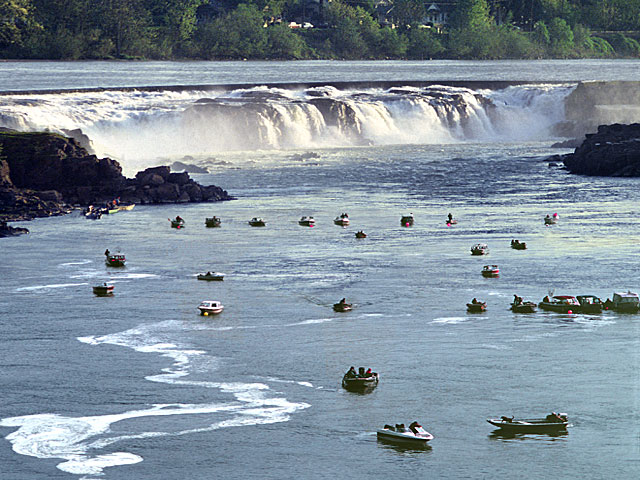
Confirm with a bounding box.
[0,83,575,173]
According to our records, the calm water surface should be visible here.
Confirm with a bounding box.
[0,62,639,479]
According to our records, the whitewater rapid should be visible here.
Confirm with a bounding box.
[0,84,574,174]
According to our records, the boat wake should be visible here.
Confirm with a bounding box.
[0,321,309,477]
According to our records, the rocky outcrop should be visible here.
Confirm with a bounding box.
[0,131,233,222]
[559,123,640,176]
[0,220,29,237]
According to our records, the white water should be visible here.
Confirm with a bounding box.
[0,84,573,174]
[1,321,310,477]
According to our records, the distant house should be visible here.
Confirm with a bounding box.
[422,2,455,29]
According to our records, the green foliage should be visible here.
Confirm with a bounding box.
[406,27,444,59]
[392,0,426,29]
[267,24,306,59]
[548,17,574,57]
[532,20,550,45]
[450,0,492,32]
[377,27,407,58]
[196,3,267,59]
[608,33,640,56]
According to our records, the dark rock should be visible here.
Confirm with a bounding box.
[0,221,29,237]
[168,172,190,185]
[0,131,233,224]
[171,161,209,174]
[559,123,640,176]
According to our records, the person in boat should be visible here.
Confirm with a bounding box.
[357,367,366,377]
[447,213,453,223]
[409,421,422,434]
[206,271,211,276]
[104,249,110,257]
[543,295,550,303]
[513,294,522,305]
[471,298,479,304]
[339,298,347,304]
[395,423,406,432]
[365,368,372,377]
[175,215,183,223]
[545,412,565,423]
[345,366,357,378]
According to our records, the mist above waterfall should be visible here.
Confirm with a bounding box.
[0,83,574,173]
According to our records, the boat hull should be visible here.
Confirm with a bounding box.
[487,419,569,433]
[92,286,114,296]
[197,274,224,281]
[511,303,537,313]
[342,375,378,392]
[334,219,350,226]
[199,307,224,315]
[467,303,486,313]
[538,303,576,313]
[333,303,352,312]
[376,430,433,445]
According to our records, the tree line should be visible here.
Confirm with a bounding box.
[1,0,639,60]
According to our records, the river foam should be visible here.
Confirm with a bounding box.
[1,321,309,477]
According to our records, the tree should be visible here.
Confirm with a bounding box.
[0,0,39,49]
[532,20,550,46]
[449,0,493,32]
[266,24,306,59]
[146,0,206,54]
[392,0,425,29]
[548,16,573,56]
[406,27,443,59]
[95,0,153,57]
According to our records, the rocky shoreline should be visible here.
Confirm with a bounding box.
[0,131,233,226]
[550,123,640,176]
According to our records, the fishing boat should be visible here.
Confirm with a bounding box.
[511,239,527,250]
[487,413,569,433]
[198,300,224,316]
[355,231,367,238]
[576,295,603,314]
[481,265,499,277]
[401,214,414,227]
[471,243,489,255]
[511,301,537,313]
[92,283,114,296]
[248,217,266,227]
[205,216,221,227]
[334,214,350,226]
[538,295,579,313]
[544,213,559,225]
[333,300,353,312]
[377,422,433,445]
[342,368,379,392]
[467,300,487,313]
[299,216,315,226]
[105,251,126,267]
[170,217,185,229]
[197,272,225,281]
[610,291,640,313]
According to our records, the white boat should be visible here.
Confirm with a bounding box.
[544,213,559,225]
[482,265,500,277]
[198,300,224,315]
[197,272,225,281]
[299,216,315,226]
[334,214,350,226]
[377,423,434,445]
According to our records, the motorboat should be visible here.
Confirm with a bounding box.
[511,239,527,250]
[105,251,126,267]
[197,272,225,281]
[487,413,569,433]
[92,283,114,296]
[467,301,487,313]
[481,265,499,277]
[355,231,367,238]
[205,216,221,227]
[377,422,433,445]
[511,301,537,313]
[577,295,603,314]
[342,367,379,392]
[401,214,414,227]
[334,214,350,226]
[198,300,224,316]
[610,291,640,313]
[299,216,315,227]
[471,243,489,255]
[538,295,580,313]
[333,300,353,312]
[544,213,559,225]
[248,217,266,227]
[170,217,185,229]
